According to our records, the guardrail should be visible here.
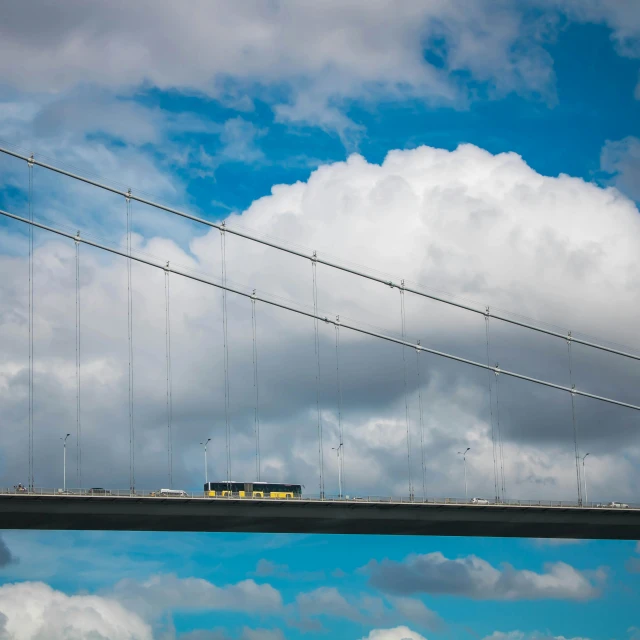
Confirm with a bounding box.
[1,488,638,510]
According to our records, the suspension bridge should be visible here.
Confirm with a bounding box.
[0,144,639,539]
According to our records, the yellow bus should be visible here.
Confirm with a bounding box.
[204,481,302,499]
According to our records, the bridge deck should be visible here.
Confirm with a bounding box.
[1,494,639,539]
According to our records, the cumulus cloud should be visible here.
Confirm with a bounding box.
[1,144,640,503]
[367,552,600,600]
[110,574,282,620]
[290,586,442,632]
[0,581,152,639]
[359,627,428,640]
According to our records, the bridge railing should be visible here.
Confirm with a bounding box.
[1,487,637,510]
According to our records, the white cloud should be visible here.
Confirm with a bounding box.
[368,552,600,600]
[530,539,585,547]
[110,574,282,620]
[0,2,560,135]
[295,586,360,621]
[241,629,286,640]
[601,136,640,201]
[553,0,640,58]
[290,586,442,632]
[1,143,640,503]
[360,627,428,640]
[0,581,152,640]
[386,597,442,630]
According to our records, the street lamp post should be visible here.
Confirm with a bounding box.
[201,438,211,489]
[332,444,343,498]
[458,447,470,501]
[582,453,590,506]
[61,433,71,492]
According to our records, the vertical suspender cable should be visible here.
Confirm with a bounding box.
[75,234,82,488]
[311,253,324,498]
[220,225,231,483]
[494,363,506,498]
[484,312,500,502]
[126,193,135,493]
[164,264,173,488]
[334,316,344,496]
[415,343,427,500]
[567,335,582,504]
[251,291,261,482]
[27,157,34,490]
[400,282,413,500]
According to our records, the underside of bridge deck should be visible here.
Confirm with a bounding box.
[1,495,639,539]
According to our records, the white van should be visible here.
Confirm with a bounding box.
[158,488,188,497]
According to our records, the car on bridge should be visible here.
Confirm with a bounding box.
[153,489,188,497]
[607,501,629,508]
[471,497,490,505]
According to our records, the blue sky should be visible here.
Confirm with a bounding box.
[1,530,639,640]
[1,2,640,639]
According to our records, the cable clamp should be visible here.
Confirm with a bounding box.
[74,230,81,245]
[125,188,131,203]
[400,279,405,290]
[335,314,340,326]
[323,316,329,324]
[164,261,171,273]
[311,250,317,263]
[388,281,394,289]
[485,306,490,317]
[494,362,500,376]
[251,288,257,300]
[416,338,422,353]
[27,154,34,168]
[566,330,573,343]
[571,384,576,395]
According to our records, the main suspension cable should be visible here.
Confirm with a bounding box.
[27,157,34,491]
[3,208,640,414]
[126,193,135,493]
[220,226,231,483]
[335,316,345,496]
[4,146,639,364]
[311,254,324,498]
[415,343,427,499]
[400,282,414,500]
[251,291,261,482]
[484,313,500,502]
[567,336,583,505]
[75,233,82,488]
[164,264,173,488]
